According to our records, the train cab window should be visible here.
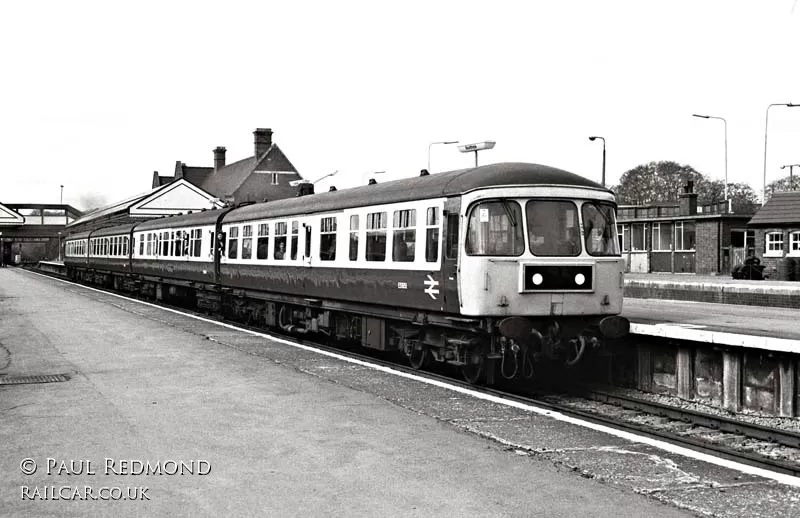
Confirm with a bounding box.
[349,215,359,261]
[257,224,269,260]
[319,217,337,261]
[466,201,524,256]
[527,200,581,256]
[366,212,387,261]
[241,225,253,260]
[425,207,439,262]
[274,222,287,260]
[228,227,239,259]
[392,209,415,262]
[191,229,202,257]
[290,221,299,260]
[581,202,620,256]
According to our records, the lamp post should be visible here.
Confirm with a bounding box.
[60,185,64,205]
[781,164,800,191]
[692,114,728,201]
[588,136,606,187]
[762,103,799,204]
[427,140,459,173]
[458,141,496,168]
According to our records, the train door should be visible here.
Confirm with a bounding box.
[440,197,461,313]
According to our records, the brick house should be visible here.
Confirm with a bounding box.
[616,183,755,275]
[152,128,303,206]
[747,191,800,278]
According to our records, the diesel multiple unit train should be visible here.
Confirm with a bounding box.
[64,163,629,384]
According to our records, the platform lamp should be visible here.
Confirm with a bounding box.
[588,136,606,188]
[762,103,799,204]
[780,164,800,191]
[692,114,728,202]
[60,185,64,205]
[458,141,496,168]
[427,141,459,173]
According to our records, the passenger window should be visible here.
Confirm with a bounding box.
[241,225,253,259]
[392,209,415,262]
[274,222,287,260]
[465,201,524,256]
[320,217,337,261]
[290,221,299,260]
[257,224,269,260]
[161,232,169,256]
[349,215,359,261]
[445,213,459,259]
[228,227,239,259]
[366,212,387,261]
[425,207,439,262]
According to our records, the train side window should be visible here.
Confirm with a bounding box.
[349,215,359,261]
[426,207,439,262]
[162,232,169,256]
[190,229,202,257]
[274,222,287,260]
[241,225,253,260]
[139,235,144,256]
[320,217,337,261]
[228,227,239,259]
[124,236,129,256]
[290,221,299,260]
[392,209,415,262]
[445,213,459,259]
[366,211,387,261]
[174,231,183,257]
[257,224,269,260]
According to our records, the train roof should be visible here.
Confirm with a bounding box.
[225,162,607,223]
[134,207,232,231]
[66,230,92,240]
[91,222,139,237]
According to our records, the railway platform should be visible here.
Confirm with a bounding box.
[2,269,800,516]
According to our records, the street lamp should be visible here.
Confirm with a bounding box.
[60,185,64,204]
[289,170,339,187]
[762,102,799,204]
[427,140,459,173]
[781,164,800,191]
[458,141,496,168]
[692,114,728,201]
[588,136,606,187]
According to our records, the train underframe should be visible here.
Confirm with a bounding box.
[66,267,629,385]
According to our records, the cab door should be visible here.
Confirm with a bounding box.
[440,197,461,313]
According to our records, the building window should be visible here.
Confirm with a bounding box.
[425,207,439,262]
[790,231,800,256]
[766,231,784,256]
[392,209,416,262]
[674,221,696,251]
[631,223,647,251]
[228,227,239,259]
[349,215,359,261]
[652,222,673,251]
[319,217,337,261]
[617,224,629,252]
[271,172,278,185]
[366,212,387,261]
[241,225,253,259]
[257,223,269,260]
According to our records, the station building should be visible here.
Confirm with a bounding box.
[616,183,755,275]
[0,203,82,264]
[747,191,800,278]
[67,127,304,234]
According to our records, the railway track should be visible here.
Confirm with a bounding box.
[27,266,800,479]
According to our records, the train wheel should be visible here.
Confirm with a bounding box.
[408,344,430,370]
[461,348,485,385]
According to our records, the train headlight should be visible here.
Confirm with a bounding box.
[574,273,586,286]
[532,273,543,286]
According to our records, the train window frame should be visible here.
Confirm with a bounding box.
[290,221,299,261]
[191,229,202,257]
[319,217,337,261]
[228,226,239,259]
[274,222,287,260]
[257,223,270,260]
[349,214,359,261]
[425,207,439,263]
[392,209,416,262]
[241,225,253,260]
[465,200,524,257]
[366,211,387,262]
[526,199,581,257]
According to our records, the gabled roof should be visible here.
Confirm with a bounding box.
[748,191,800,226]
[0,202,24,225]
[198,144,298,199]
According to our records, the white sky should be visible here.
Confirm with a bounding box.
[1,0,799,209]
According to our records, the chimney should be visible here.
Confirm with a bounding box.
[213,146,227,172]
[254,128,273,158]
[678,181,698,216]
